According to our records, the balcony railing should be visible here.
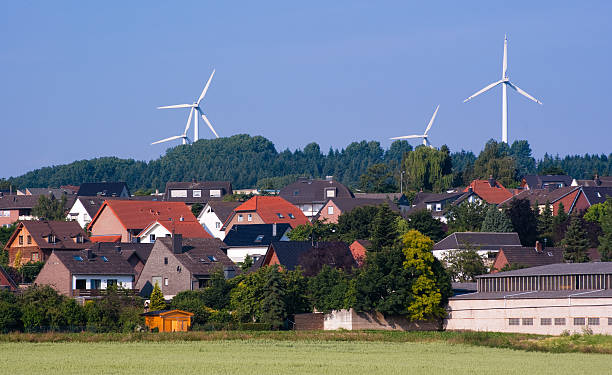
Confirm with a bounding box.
[72,289,139,297]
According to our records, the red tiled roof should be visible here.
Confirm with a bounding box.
[464,180,514,204]
[233,196,309,228]
[88,200,196,231]
[90,235,121,243]
[139,220,212,239]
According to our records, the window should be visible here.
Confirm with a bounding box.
[48,235,56,243]
[293,190,299,196]
[164,257,168,265]
[588,317,600,326]
[107,279,117,287]
[170,189,187,198]
[152,277,162,288]
[0,210,10,217]
[198,279,210,288]
[288,213,295,219]
[73,255,84,261]
[27,235,32,244]
[32,252,39,261]
[255,235,264,243]
[608,318,612,326]
[276,213,284,218]
[210,189,221,198]
[426,204,432,211]
[18,236,23,245]
[328,206,334,215]
[574,317,585,326]
[238,214,244,222]
[554,318,566,326]
[193,190,202,198]
[207,255,217,262]
[435,203,442,212]
[90,279,102,289]
[522,318,533,326]
[508,318,520,326]
[75,279,86,289]
[75,235,83,243]
[215,222,221,229]
[100,256,109,262]
[325,188,336,198]
[540,318,551,326]
[150,234,156,242]
[164,278,168,286]
[247,214,252,222]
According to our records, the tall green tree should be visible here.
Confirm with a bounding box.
[562,216,590,263]
[481,205,514,232]
[537,202,554,246]
[443,248,488,282]
[32,195,67,221]
[401,145,454,192]
[401,210,445,242]
[598,198,612,261]
[509,140,536,177]
[505,198,538,246]
[307,265,351,313]
[149,283,166,311]
[470,139,518,187]
[358,163,398,193]
[336,205,380,243]
[446,202,488,232]
[370,204,400,250]
[260,267,287,329]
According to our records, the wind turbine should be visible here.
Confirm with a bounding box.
[390,105,439,148]
[152,69,219,146]
[463,35,542,143]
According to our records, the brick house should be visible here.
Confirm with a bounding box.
[0,195,41,227]
[84,242,154,285]
[87,200,198,243]
[222,196,309,233]
[34,247,136,296]
[135,235,238,298]
[491,243,563,272]
[456,178,514,205]
[279,178,354,218]
[4,220,91,265]
[315,198,398,224]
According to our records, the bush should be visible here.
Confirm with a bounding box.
[0,290,20,332]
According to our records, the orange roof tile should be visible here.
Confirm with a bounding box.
[233,196,309,228]
[90,235,121,243]
[464,180,514,204]
[88,200,197,231]
[138,220,212,239]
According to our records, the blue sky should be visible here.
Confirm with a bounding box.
[1,1,610,178]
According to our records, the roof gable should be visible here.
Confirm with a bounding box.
[6,221,90,250]
[138,220,212,239]
[88,200,197,231]
[464,179,513,204]
[232,196,309,228]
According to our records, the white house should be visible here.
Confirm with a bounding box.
[66,196,105,228]
[137,220,212,243]
[197,201,241,240]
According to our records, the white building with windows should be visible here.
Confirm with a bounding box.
[163,181,233,206]
[197,201,241,240]
[66,196,105,228]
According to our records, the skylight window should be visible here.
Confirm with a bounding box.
[255,235,264,243]
[288,213,295,219]
[73,255,83,261]
[276,213,284,218]
[207,255,217,262]
[100,256,109,262]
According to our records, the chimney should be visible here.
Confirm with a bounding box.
[172,233,183,254]
[272,223,277,237]
[488,175,496,187]
[535,241,542,253]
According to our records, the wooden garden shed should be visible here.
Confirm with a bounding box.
[142,309,193,332]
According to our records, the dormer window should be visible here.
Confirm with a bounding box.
[193,190,202,198]
[288,213,295,219]
[207,255,217,262]
[48,235,56,244]
[276,213,284,218]
[325,188,336,198]
[255,235,264,243]
[75,234,83,243]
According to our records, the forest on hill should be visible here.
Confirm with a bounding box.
[4,134,612,192]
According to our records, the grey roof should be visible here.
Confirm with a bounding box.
[0,195,43,210]
[499,187,578,207]
[331,197,398,213]
[13,220,91,250]
[77,182,130,197]
[206,201,241,223]
[53,248,135,275]
[496,247,564,269]
[354,193,409,205]
[279,178,353,205]
[223,223,291,247]
[86,242,154,264]
[266,241,352,271]
[164,181,232,204]
[433,232,522,251]
[25,188,76,199]
[522,175,573,189]
[156,237,237,276]
[478,262,612,278]
[412,192,465,206]
[581,186,612,205]
[574,176,612,187]
[75,196,106,218]
[451,288,612,300]
[451,282,477,295]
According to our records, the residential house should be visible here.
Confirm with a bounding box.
[446,263,612,335]
[85,242,154,284]
[455,178,514,205]
[222,223,291,263]
[432,232,523,260]
[18,187,77,199]
[87,200,197,243]
[349,239,370,267]
[164,181,233,205]
[0,195,40,227]
[135,235,238,298]
[279,178,354,218]
[77,182,130,197]
[4,220,90,265]
[520,175,573,190]
[223,196,309,233]
[137,220,212,243]
[258,241,354,273]
[572,175,612,187]
[405,191,465,222]
[500,186,612,215]
[315,198,397,224]
[0,265,18,291]
[197,201,241,239]
[491,243,563,272]
[66,196,106,228]
[34,248,136,297]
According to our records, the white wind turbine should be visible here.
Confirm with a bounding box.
[463,35,542,143]
[390,105,439,148]
[151,70,219,146]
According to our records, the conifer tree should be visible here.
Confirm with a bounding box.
[598,198,612,261]
[481,206,514,232]
[562,216,590,263]
[149,282,166,311]
[370,204,399,251]
[537,202,554,245]
[260,267,286,329]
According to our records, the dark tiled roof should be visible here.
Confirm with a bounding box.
[86,242,154,264]
[354,239,372,249]
[25,188,77,199]
[267,241,352,271]
[496,247,563,268]
[522,175,573,189]
[77,182,130,197]
[412,192,465,205]
[164,181,232,203]
[499,187,578,207]
[478,262,612,278]
[75,196,106,218]
[53,248,135,275]
[574,176,612,187]
[16,221,91,250]
[581,186,612,205]
[206,201,242,223]
[223,224,291,247]
[330,198,398,213]
[279,178,354,205]
[433,232,522,251]
[451,289,612,300]
[354,193,409,205]
[156,237,237,276]
[0,195,42,209]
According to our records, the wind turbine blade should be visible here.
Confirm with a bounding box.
[157,104,195,109]
[183,107,194,135]
[502,34,508,78]
[200,112,219,138]
[151,135,184,145]
[197,69,215,105]
[507,81,543,105]
[463,80,504,102]
[389,135,425,140]
[424,105,440,135]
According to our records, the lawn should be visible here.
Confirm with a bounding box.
[2,339,610,375]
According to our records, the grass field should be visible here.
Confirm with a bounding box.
[1,339,610,375]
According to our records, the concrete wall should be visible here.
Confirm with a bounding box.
[322,309,440,331]
[446,296,612,335]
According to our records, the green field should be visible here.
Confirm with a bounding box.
[1,339,609,375]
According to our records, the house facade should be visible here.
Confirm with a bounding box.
[66,196,105,228]
[279,178,354,218]
[0,195,41,227]
[222,196,309,233]
[315,198,396,224]
[197,201,241,239]
[137,220,212,243]
[164,181,232,205]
